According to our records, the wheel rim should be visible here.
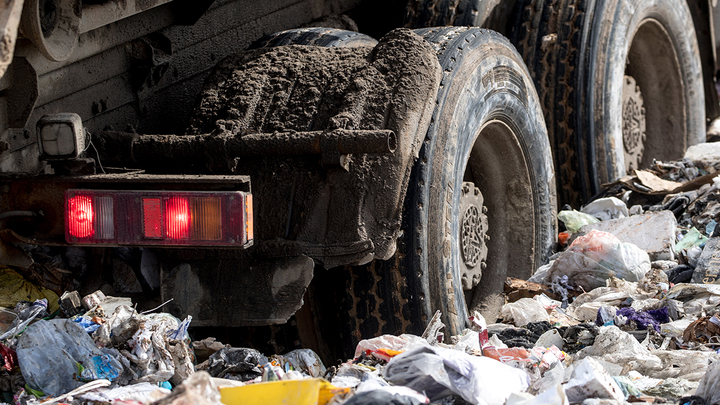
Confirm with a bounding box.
[459,181,489,290]
[623,18,685,171]
[461,119,536,317]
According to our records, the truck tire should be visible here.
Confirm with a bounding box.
[250,27,378,49]
[403,0,518,35]
[404,0,480,27]
[406,26,556,337]
[511,0,705,206]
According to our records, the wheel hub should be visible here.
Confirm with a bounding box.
[622,75,646,173]
[459,182,489,290]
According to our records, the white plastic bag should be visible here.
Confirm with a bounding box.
[383,345,529,405]
[499,298,550,327]
[575,326,662,375]
[696,360,720,405]
[581,197,629,221]
[544,230,650,291]
[354,334,427,359]
[564,357,625,403]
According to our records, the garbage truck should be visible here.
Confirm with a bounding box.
[0,0,717,360]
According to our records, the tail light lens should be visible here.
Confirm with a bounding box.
[65,190,252,247]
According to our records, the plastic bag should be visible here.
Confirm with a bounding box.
[506,383,568,405]
[354,334,427,359]
[16,319,123,397]
[544,230,651,291]
[0,299,48,340]
[695,360,720,405]
[283,349,326,378]
[354,374,429,404]
[558,210,599,233]
[206,347,268,381]
[499,298,550,327]
[79,382,170,403]
[581,197,629,221]
[383,345,529,405]
[576,326,662,376]
[676,227,708,252]
[564,357,625,403]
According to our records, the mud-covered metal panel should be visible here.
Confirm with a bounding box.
[161,251,314,326]
[182,29,441,267]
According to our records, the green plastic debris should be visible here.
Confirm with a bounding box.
[558,210,600,233]
[675,227,708,252]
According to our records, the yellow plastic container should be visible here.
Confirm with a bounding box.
[220,378,348,405]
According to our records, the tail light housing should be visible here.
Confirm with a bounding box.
[65,190,253,247]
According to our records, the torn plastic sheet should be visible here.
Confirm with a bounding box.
[79,382,171,403]
[383,345,529,405]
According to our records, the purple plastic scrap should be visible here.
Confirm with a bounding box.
[615,307,670,332]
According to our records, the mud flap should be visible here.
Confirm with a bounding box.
[161,254,314,326]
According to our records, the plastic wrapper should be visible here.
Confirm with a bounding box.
[643,378,699,401]
[558,210,600,233]
[343,390,425,405]
[16,319,123,397]
[581,197,629,221]
[354,374,429,404]
[383,345,529,405]
[353,334,427,359]
[564,357,625,403]
[79,382,171,403]
[666,283,720,318]
[155,371,222,405]
[499,298,550,327]
[506,384,568,405]
[283,348,326,378]
[575,326,662,376]
[534,330,563,349]
[481,347,530,364]
[205,347,268,381]
[695,360,720,405]
[652,350,717,381]
[331,363,370,388]
[453,330,481,353]
[93,304,139,347]
[676,227,708,252]
[660,318,694,338]
[0,299,48,340]
[543,230,651,291]
[611,376,643,399]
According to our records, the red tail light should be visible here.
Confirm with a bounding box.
[165,197,189,239]
[68,195,94,238]
[65,190,253,247]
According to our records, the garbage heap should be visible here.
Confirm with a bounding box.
[6,145,720,405]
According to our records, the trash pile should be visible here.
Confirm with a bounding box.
[6,147,720,405]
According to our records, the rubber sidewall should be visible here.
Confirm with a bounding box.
[411,27,556,335]
[591,0,705,184]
